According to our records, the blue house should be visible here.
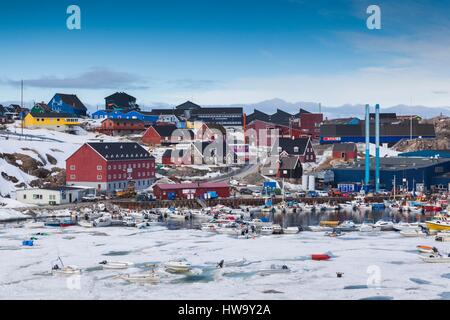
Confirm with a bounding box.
[92,110,159,124]
[48,94,87,117]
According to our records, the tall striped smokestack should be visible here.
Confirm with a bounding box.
[375,104,381,193]
[365,104,370,188]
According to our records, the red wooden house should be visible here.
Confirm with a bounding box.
[66,142,155,192]
[97,118,145,136]
[332,143,357,161]
[141,125,193,146]
[245,119,305,147]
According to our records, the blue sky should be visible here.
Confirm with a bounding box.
[0,0,449,109]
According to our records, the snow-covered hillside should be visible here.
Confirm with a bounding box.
[0,123,123,197]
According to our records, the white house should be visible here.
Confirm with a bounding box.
[16,186,96,206]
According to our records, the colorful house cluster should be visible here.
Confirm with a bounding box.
[153,182,230,200]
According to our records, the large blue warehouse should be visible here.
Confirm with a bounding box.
[332,157,450,192]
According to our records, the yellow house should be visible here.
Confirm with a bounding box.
[24,112,80,130]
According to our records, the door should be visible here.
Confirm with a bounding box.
[69,193,72,203]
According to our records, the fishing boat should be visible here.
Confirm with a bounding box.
[374,220,395,231]
[393,222,420,232]
[420,254,450,263]
[272,224,283,234]
[44,219,62,227]
[325,229,346,237]
[167,210,188,220]
[336,220,358,232]
[99,260,135,270]
[400,229,427,237]
[260,225,274,235]
[24,221,45,229]
[283,227,300,234]
[119,272,160,284]
[309,225,333,232]
[93,215,112,228]
[122,216,136,227]
[52,265,82,276]
[165,260,191,273]
[257,265,290,276]
[417,245,434,254]
[423,204,442,213]
[319,221,340,228]
[359,224,381,234]
[426,217,450,232]
[312,254,331,261]
[435,232,450,242]
[78,220,94,228]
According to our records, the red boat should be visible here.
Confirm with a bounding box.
[311,254,331,261]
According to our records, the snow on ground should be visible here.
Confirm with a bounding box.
[0,209,30,220]
[0,124,122,196]
[0,224,449,300]
[357,143,399,157]
[0,197,34,209]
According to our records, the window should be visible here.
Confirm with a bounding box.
[70,165,76,170]
[97,175,102,180]
[23,194,26,199]
[108,165,111,170]
[97,165,103,171]
[70,174,76,180]
[108,175,111,180]
[294,147,299,153]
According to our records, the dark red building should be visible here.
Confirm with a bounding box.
[97,118,146,136]
[294,109,323,141]
[332,143,358,162]
[141,125,193,146]
[66,142,155,192]
[245,120,305,147]
[153,182,230,200]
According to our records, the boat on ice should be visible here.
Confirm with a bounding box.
[165,260,191,273]
[312,254,331,261]
[417,245,434,254]
[425,215,450,232]
[283,227,300,234]
[336,220,358,232]
[359,224,381,234]
[99,260,135,270]
[122,216,136,227]
[78,220,94,228]
[119,272,160,284]
[400,229,427,237]
[93,215,112,227]
[319,221,340,228]
[260,225,274,235]
[374,220,395,231]
[436,232,450,242]
[420,254,450,263]
[52,265,81,276]
[325,229,346,237]
[309,225,333,232]
[272,224,283,234]
[257,265,290,276]
[393,222,420,232]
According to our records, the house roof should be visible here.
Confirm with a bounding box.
[105,92,136,101]
[30,112,78,118]
[175,101,202,110]
[56,94,87,111]
[279,156,301,170]
[152,125,179,137]
[278,137,311,155]
[102,118,144,125]
[332,143,357,152]
[87,142,152,160]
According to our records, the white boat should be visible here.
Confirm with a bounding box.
[52,265,82,276]
[24,221,45,229]
[201,223,217,232]
[357,203,372,212]
[100,260,135,270]
[78,220,94,228]
[435,232,450,242]
[400,229,427,237]
[359,224,381,234]
[308,225,333,232]
[260,225,274,235]
[339,203,355,211]
[93,215,112,228]
[165,260,191,273]
[122,217,136,227]
[374,220,395,231]
[257,264,291,276]
[420,254,450,263]
[393,222,420,232]
[119,272,160,284]
[272,224,283,234]
[336,220,358,232]
[167,211,188,220]
[283,227,300,234]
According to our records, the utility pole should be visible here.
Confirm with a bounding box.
[21,80,24,138]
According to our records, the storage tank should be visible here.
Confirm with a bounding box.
[308,176,316,191]
[302,175,308,191]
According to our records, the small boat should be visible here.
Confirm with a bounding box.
[119,272,160,284]
[260,225,274,235]
[59,219,76,228]
[99,260,135,270]
[312,254,331,261]
[283,227,300,234]
[201,223,217,232]
[44,219,62,227]
[393,222,420,232]
[165,260,191,273]
[52,265,82,276]
[122,217,136,227]
[400,229,427,237]
[309,225,333,232]
[24,221,45,229]
[272,224,283,234]
[93,215,112,228]
[339,203,355,211]
[436,233,450,242]
[336,220,358,232]
[374,220,395,231]
[417,245,434,254]
[359,224,381,234]
[325,229,346,237]
[420,254,450,263]
[257,265,290,276]
[78,220,94,228]
[319,221,339,228]
[426,218,450,232]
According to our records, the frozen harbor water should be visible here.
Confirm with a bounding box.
[0,223,449,300]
